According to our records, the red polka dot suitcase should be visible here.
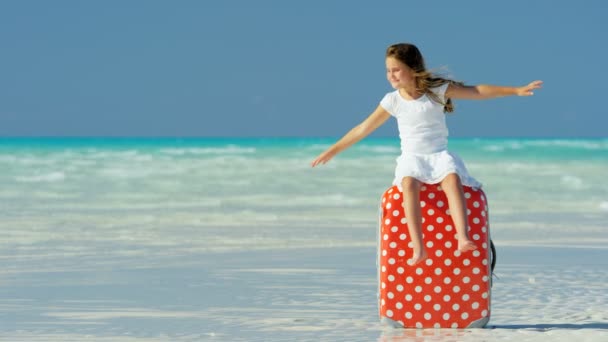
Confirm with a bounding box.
[378,184,492,328]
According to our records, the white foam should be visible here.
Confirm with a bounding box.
[15,172,66,183]
[160,146,256,155]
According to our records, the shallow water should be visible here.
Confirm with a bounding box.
[0,138,607,341]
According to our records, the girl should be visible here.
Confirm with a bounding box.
[311,43,542,265]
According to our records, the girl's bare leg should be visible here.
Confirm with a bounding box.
[440,173,477,252]
[401,177,427,265]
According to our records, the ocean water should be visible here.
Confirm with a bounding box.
[1,137,607,341]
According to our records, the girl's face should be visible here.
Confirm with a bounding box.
[386,57,415,89]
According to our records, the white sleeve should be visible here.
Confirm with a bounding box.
[433,83,450,103]
[379,92,395,117]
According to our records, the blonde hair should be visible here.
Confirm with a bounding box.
[386,43,463,113]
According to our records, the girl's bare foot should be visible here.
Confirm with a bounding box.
[458,238,477,252]
[409,248,428,265]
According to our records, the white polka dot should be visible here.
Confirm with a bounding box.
[465,192,471,199]
[393,193,401,200]
[454,250,462,257]
[482,276,489,282]
[414,303,422,310]
[425,259,433,266]
[406,276,413,283]
[472,284,480,291]
[451,322,459,328]
[437,217,444,223]
[388,292,394,299]
[405,294,413,301]
[473,201,480,208]
[427,209,435,215]
[433,304,441,311]
[473,250,481,257]
[482,310,488,317]
[443,277,452,284]
[398,250,406,257]
[453,285,461,293]
[472,302,480,309]
[473,234,480,241]
[416,322,423,328]
[416,268,423,275]
[426,241,434,248]
[434,286,442,293]
[401,218,407,224]
[424,312,431,320]
[436,233,444,240]
[463,276,470,283]
[387,203,392,209]
[386,310,393,317]
[482,259,488,265]
[436,250,443,257]
[424,277,432,284]
[445,224,453,231]
[392,210,400,217]
[473,217,480,224]
[435,268,442,275]
[473,267,480,274]
[461,312,469,319]
[405,311,413,319]
[415,286,422,293]
[437,200,445,207]
[443,313,450,320]
[383,234,389,240]
[381,266,386,272]
[396,302,403,309]
[427,224,435,231]
[482,292,489,299]
[445,241,453,248]
[420,201,426,207]
[453,268,461,275]
[428,193,436,199]
[397,267,405,274]
[391,226,398,232]
[462,294,470,301]
[452,303,461,311]
[434,323,441,328]
[388,258,395,265]
[443,294,451,302]
[389,242,397,248]
[399,234,407,240]
[384,219,391,225]
[388,275,395,282]
[381,282,386,289]
[382,250,387,256]
[396,284,404,292]
[424,295,431,302]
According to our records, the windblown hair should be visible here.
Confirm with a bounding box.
[386,43,463,113]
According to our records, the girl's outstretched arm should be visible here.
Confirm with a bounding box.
[311,106,391,167]
[446,80,543,100]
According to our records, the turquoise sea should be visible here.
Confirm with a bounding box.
[1,137,607,341]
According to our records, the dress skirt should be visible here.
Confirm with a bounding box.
[393,150,482,190]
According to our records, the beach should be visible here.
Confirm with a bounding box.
[1,138,607,341]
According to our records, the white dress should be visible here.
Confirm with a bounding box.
[380,84,482,190]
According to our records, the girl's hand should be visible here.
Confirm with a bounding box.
[311,148,337,167]
[517,80,543,96]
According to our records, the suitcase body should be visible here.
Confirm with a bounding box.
[378,184,491,328]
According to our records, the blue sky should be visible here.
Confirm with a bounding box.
[1,0,606,137]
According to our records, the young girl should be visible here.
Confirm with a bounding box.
[311,43,542,265]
